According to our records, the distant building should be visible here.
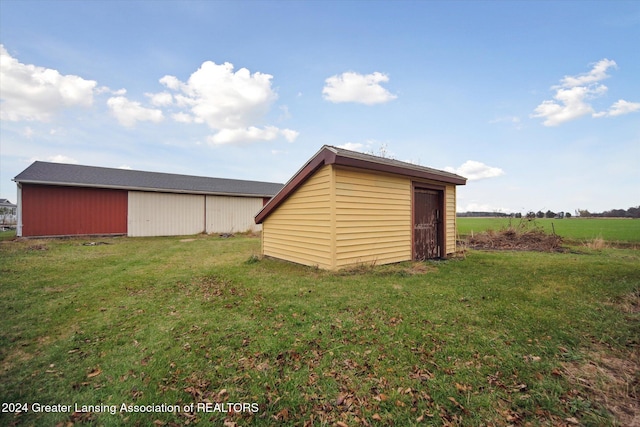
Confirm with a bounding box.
[0,199,17,226]
[13,162,283,238]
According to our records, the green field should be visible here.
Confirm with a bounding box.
[1,233,638,426]
[457,217,640,243]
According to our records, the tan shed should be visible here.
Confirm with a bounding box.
[255,145,467,270]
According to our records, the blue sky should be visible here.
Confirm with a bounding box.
[1,0,638,214]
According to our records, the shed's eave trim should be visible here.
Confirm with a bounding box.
[326,145,467,184]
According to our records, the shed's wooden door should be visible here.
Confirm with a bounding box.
[414,188,442,260]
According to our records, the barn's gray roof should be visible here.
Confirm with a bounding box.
[13,161,284,197]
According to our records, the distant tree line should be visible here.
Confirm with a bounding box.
[573,206,640,218]
[457,211,571,219]
[458,205,639,219]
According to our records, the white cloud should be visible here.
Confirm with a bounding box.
[22,127,35,138]
[160,62,276,128]
[280,128,299,143]
[445,160,505,181]
[323,71,397,105]
[172,112,194,123]
[0,44,97,122]
[531,59,639,126]
[532,85,599,126]
[49,154,78,164]
[560,58,616,88]
[29,154,78,164]
[106,96,164,127]
[458,202,513,213]
[278,105,291,121]
[207,126,298,145]
[337,142,366,151]
[157,61,295,144]
[96,86,126,96]
[158,75,182,91]
[594,99,640,117]
[337,141,394,157]
[146,91,173,107]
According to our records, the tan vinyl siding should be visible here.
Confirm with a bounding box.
[262,165,332,269]
[445,184,456,254]
[334,167,412,268]
[261,160,461,269]
[128,192,205,237]
[206,195,263,233]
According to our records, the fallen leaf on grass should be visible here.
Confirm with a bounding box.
[273,408,289,421]
[512,383,528,392]
[525,355,541,362]
[409,367,434,381]
[455,382,472,392]
[72,382,90,390]
[447,396,469,414]
[69,411,95,423]
[373,393,387,402]
[335,392,351,406]
[87,367,102,378]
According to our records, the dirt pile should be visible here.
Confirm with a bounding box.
[465,227,564,252]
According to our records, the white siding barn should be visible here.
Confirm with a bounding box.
[127,192,206,237]
[206,196,264,234]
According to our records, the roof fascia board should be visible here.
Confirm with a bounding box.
[332,155,467,185]
[15,180,274,198]
[255,147,335,224]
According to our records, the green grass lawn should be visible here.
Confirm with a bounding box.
[1,234,638,426]
[0,229,16,242]
[458,217,640,243]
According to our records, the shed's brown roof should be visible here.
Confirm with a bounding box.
[255,145,466,224]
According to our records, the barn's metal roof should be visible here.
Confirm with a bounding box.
[255,145,467,223]
[0,199,17,208]
[13,161,284,197]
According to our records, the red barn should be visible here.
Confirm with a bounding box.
[13,161,282,238]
